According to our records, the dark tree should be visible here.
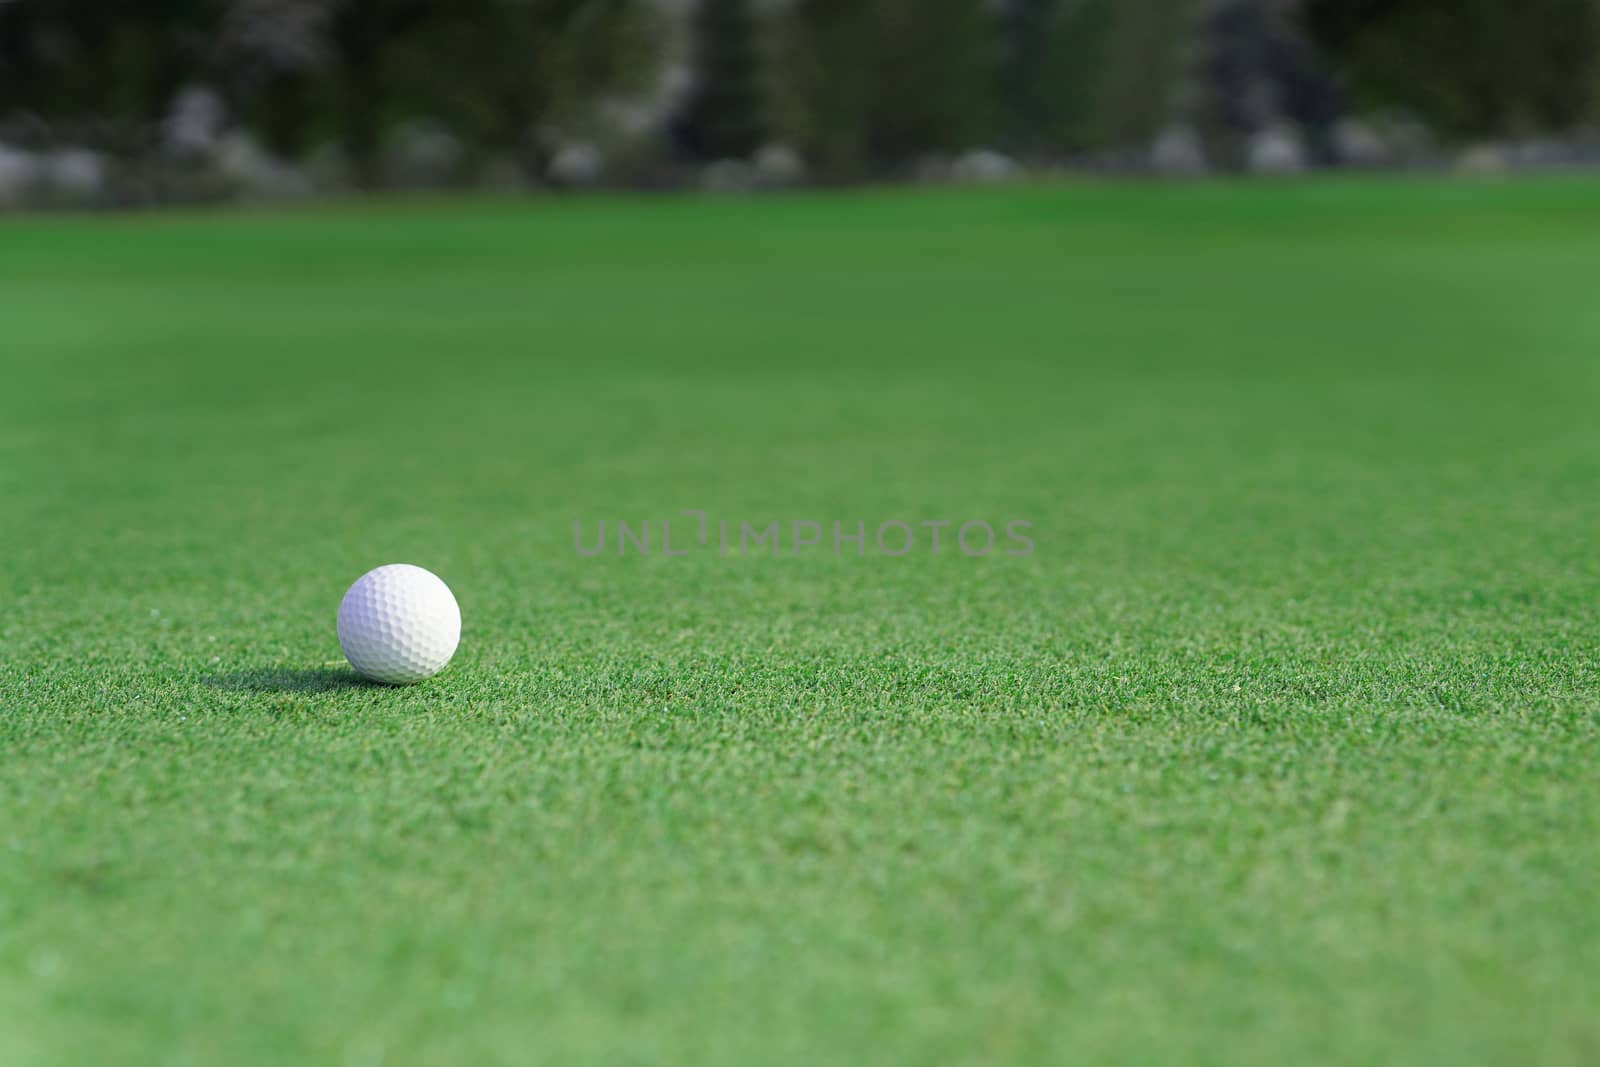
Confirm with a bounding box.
[778,0,997,177]
[677,0,769,159]
[996,0,1198,157]
[1304,0,1600,137]
[998,0,1059,153]
[0,0,213,145]
[1190,0,1342,167]
[393,0,657,179]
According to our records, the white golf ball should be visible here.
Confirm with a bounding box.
[337,564,461,684]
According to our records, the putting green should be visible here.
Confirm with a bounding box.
[3,179,1599,1065]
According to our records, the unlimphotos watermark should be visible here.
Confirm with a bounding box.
[574,511,1033,559]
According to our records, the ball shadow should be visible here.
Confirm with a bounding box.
[202,666,375,693]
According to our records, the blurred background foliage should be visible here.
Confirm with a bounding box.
[1,0,1598,203]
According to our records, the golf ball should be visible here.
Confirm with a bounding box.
[337,564,461,684]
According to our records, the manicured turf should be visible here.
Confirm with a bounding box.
[4,179,1600,1065]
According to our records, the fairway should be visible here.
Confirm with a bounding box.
[4,180,1600,1065]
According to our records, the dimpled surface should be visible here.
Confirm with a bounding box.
[336,564,461,684]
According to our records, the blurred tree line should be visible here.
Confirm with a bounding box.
[1,0,1598,192]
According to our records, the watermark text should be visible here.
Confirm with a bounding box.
[574,511,1033,559]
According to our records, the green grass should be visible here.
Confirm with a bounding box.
[4,178,1600,1066]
